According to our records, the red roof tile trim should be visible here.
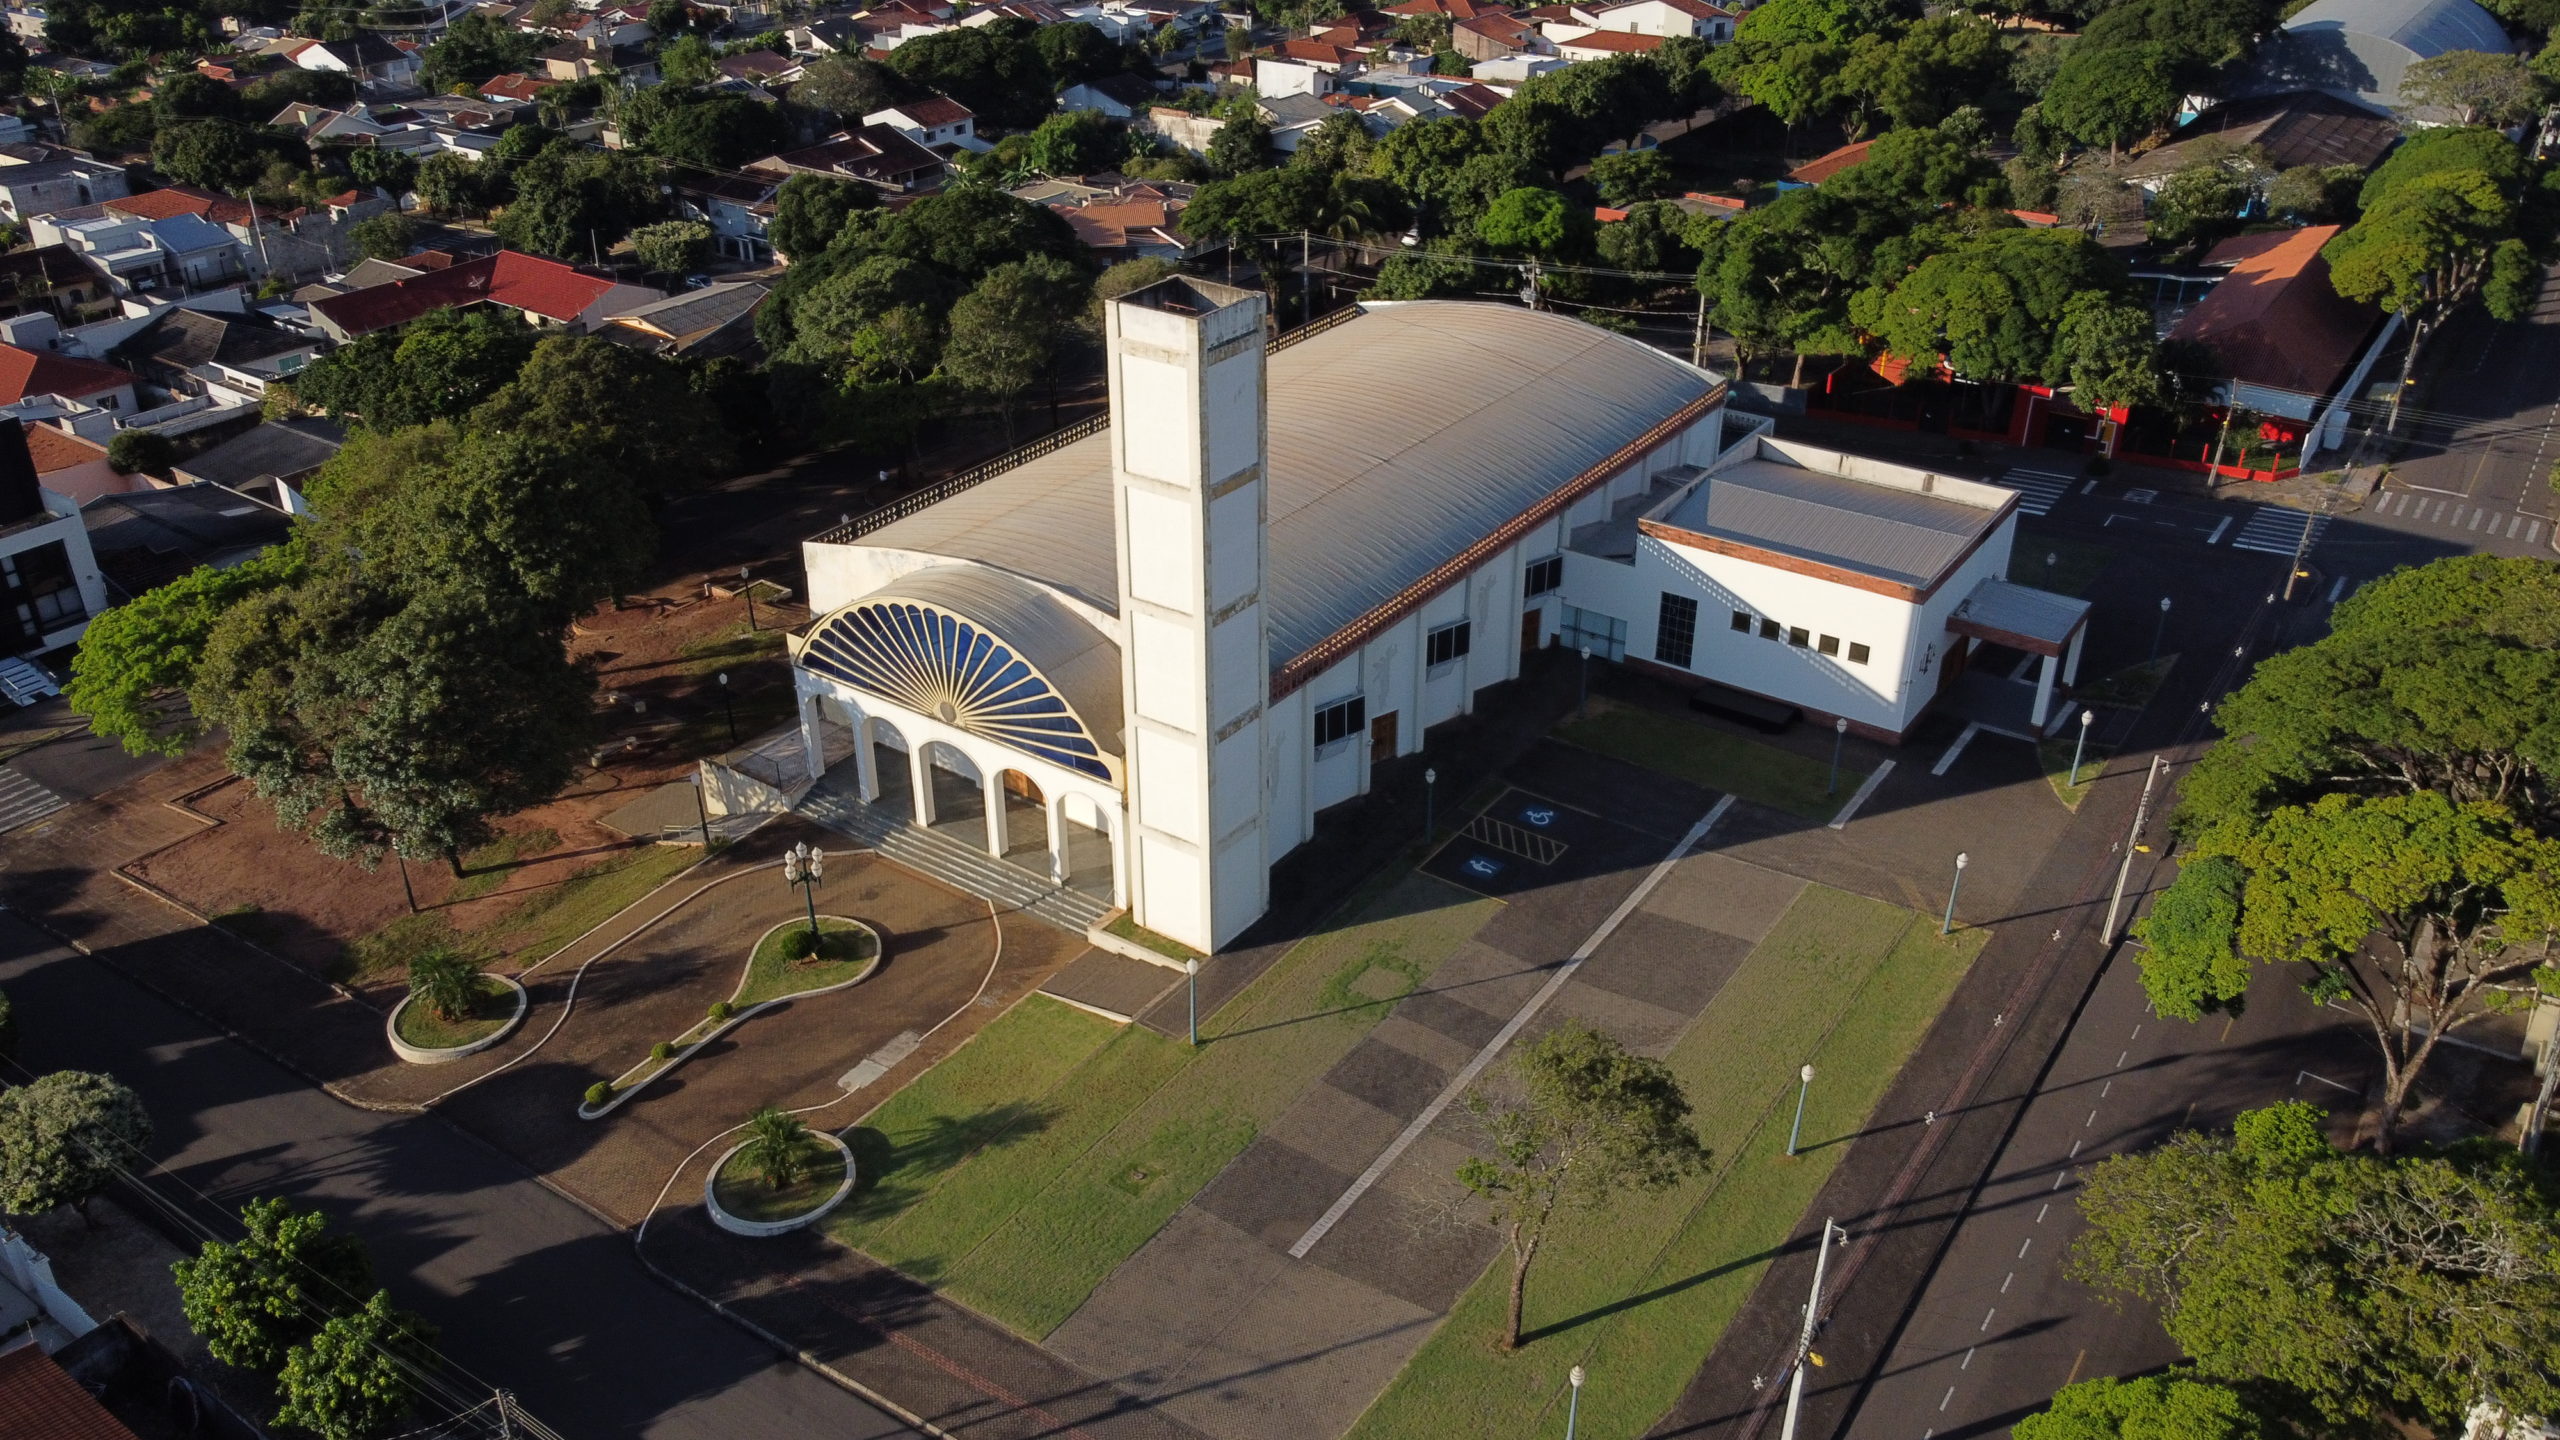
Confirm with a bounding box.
[0,1345,143,1440]
[311,250,623,335]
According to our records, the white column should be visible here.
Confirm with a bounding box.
[853,714,880,803]
[909,744,936,825]
[1108,811,1130,909]
[1046,796,1069,884]
[796,683,824,784]
[982,766,1009,859]
[2062,624,2086,685]
[2031,651,2057,729]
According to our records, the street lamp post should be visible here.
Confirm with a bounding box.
[1566,1366,1585,1440]
[2043,551,2057,587]
[1578,644,1591,719]
[1424,767,1437,839]
[1827,716,1847,796]
[1941,852,1969,936]
[1787,1063,1815,1156]
[2070,707,2094,786]
[740,566,757,631]
[782,840,824,945]
[1184,957,1201,1047]
[717,671,736,746]
[2151,596,2171,660]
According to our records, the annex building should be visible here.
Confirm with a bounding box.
[787,281,2085,953]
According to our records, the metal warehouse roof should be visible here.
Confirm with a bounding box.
[1656,456,2005,590]
[856,301,1717,663]
[1950,578,2090,656]
[2282,0,2507,58]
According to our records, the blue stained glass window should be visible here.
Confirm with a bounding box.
[802,601,1114,780]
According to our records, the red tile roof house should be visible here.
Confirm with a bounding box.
[0,344,139,412]
[307,250,663,343]
[2167,225,2384,447]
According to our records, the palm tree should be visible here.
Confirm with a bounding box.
[741,1107,811,1190]
[406,948,483,1024]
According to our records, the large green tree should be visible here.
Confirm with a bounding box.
[172,1196,374,1375]
[272,1290,438,1440]
[2013,1373,2275,1440]
[0,1070,151,1225]
[884,20,1051,128]
[290,307,541,430]
[2040,41,2179,159]
[69,545,303,756]
[493,144,662,259]
[422,12,539,88]
[1849,223,2147,388]
[2139,557,2560,1150]
[1457,1019,1710,1350]
[940,255,1090,423]
[766,173,878,261]
[2071,1102,2560,1427]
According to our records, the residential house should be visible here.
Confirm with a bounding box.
[793,15,879,53]
[0,157,131,224]
[2167,226,2387,462]
[24,419,122,505]
[169,415,345,514]
[964,0,1075,24]
[747,126,948,193]
[1384,0,1507,19]
[1259,92,1338,149]
[1781,138,1872,186]
[1471,51,1567,79]
[1552,27,1665,58]
[3,5,45,39]
[670,169,781,262]
[601,280,771,358]
[0,419,111,654]
[1044,181,1198,260]
[2124,90,2399,192]
[42,212,246,298]
[479,72,559,103]
[82,480,290,601]
[1437,80,1507,118]
[1256,51,1348,97]
[307,249,662,341]
[1059,73,1162,117]
[1452,12,1549,62]
[863,97,985,153]
[1558,0,1732,42]
[288,34,425,88]
[110,306,321,402]
[0,333,139,413]
[715,49,804,85]
[0,246,112,321]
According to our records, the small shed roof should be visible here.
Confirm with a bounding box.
[1652,455,2008,592]
[1948,577,2090,657]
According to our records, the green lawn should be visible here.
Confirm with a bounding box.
[1557,700,1861,819]
[450,828,561,903]
[1345,885,1985,1440]
[339,841,701,982]
[738,916,878,1006]
[831,870,1500,1336]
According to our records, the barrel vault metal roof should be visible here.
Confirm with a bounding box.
[857,301,1718,663]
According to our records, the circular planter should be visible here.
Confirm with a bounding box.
[742,915,881,1005]
[387,974,528,1065]
[705,1130,856,1236]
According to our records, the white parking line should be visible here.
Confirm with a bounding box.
[1828,759,1895,830]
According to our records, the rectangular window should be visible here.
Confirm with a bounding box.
[1848,642,1871,665]
[1730,608,1751,633]
[1426,619,1472,668]
[1558,605,1628,662]
[1655,593,1696,669]
[1313,694,1365,750]
[10,542,80,632]
[1524,554,1564,596]
[1788,626,1809,648]
[1759,617,1780,641]
[1817,634,1840,657]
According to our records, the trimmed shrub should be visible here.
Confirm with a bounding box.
[708,1000,734,1021]
[651,1041,674,1061]
[584,1082,611,1107]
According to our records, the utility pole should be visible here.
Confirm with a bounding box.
[2102,755,2168,943]
[2203,399,2236,480]
[1778,1218,1841,1440]
[1691,288,1707,368]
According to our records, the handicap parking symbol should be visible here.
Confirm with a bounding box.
[1521,805,1556,827]
[1464,855,1506,879]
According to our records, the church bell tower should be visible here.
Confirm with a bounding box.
[1105,277,1270,954]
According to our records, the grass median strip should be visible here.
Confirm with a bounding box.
[832,870,1499,1337]
[1557,700,1857,820]
[1346,885,1985,1440]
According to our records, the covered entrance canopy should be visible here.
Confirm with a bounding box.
[1947,578,2091,728]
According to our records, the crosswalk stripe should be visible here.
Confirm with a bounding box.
[2230,507,2328,556]
[1993,469,2073,516]
[2529,521,2546,544]
[0,768,64,834]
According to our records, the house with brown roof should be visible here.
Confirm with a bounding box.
[1552,27,1664,57]
[2168,226,2384,440]
[23,418,122,504]
[863,96,983,152]
[0,342,137,412]
[1782,138,1872,186]
[747,126,949,193]
[307,249,662,341]
[1453,12,1548,61]
[478,71,559,103]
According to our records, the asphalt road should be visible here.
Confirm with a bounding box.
[0,911,916,1440]
[1836,941,2371,1440]
[2349,261,2560,559]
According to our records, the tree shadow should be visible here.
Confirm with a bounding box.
[836,1100,1059,1227]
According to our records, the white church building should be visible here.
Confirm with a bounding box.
[787,280,2087,953]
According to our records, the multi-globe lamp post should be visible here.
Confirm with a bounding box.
[783,840,825,947]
